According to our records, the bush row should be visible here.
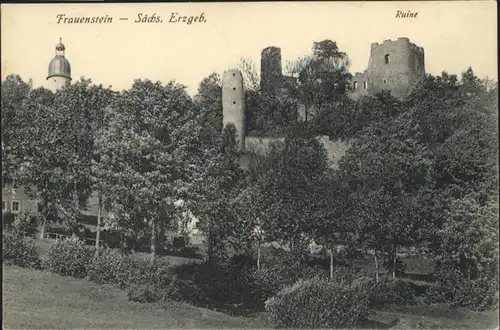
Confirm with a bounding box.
[3,231,497,319]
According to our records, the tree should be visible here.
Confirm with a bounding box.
[54,78,115,210]
[438,196,498,281]
[56,80,117,253]
[248,136,329,255]
[13,85,81,238]
[193,72,223,144]
[1,75,31,186]
[337,69,498,282]
[245,89,299,137]
[10,78,115,239]
[309,172,350,279]
[338,108,434,280]
[419,71,498,292]
[310,91,404,140]
[95,79,197,262]
[187,123,245,265]
[285,40,352,123]
[237,57,260,92]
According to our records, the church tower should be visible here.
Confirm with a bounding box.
[46,38,72,92]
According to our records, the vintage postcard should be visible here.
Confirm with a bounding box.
[1,1,498,329]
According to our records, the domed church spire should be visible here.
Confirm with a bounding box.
[55,37,66,56]
[47,38,71,92]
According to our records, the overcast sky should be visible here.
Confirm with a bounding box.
[1,2,497,95]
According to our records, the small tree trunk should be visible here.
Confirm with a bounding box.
[94,194,102,256]
[392,245,397,281]
[329,248,334,280]
[207,226,214,264]
[73,179,79,209]
[120,231,125,258]
[150,219,156,263]
[374,251,380,283]
[39,217,46,239]
[257,240,261,270]
[39,199,48,239]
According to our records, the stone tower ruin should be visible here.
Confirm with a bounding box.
[350,37,425,99]
[222,69,246,151]
[260,46,283,95]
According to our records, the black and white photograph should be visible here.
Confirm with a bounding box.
[1,2,498,329]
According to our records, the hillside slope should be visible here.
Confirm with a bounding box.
[2,266,267,329]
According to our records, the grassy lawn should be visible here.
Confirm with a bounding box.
[3,265,269,329]
[375,304,499,329]
[3,265,498,329]
[11,238,497,329]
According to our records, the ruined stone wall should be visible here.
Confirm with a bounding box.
[367,37,425,99]
[244,135,350,169]
[349,72,370,100]
[245,136,285,155]
[408,42,426,89]
[222,69,246,150]
[261,46,283,95]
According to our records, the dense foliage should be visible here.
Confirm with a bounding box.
[2,39,498,320]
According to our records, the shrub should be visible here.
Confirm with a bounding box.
[3,232,42,269]
[86,249,172,292]
[45,235,93,278]
[426,261,499,311]
[11,211,40,236]
[262,250,328,286]
[369,279,426,308]
[163,274,208,305]
[247,268,284,310]
[2,212,17,231]
[265,276,373,328]
[165,260,254,308]
[158,254,328,312]
[85,249,125,285]
[127,264,174,303]
[229,251,331,312]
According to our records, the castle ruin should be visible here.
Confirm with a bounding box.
[222,37,426,165]
[350,37,425,100]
